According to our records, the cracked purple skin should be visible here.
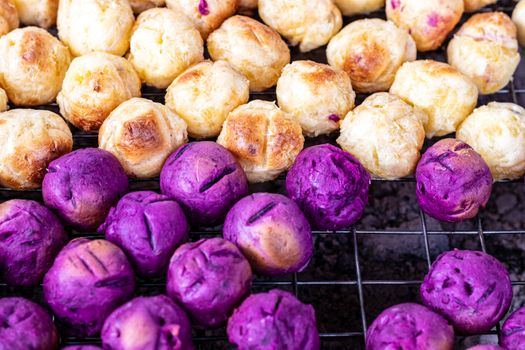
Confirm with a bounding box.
[0,199,68,286]
[42,148,129,232]
[167,238,252,328]
[0,297,59,350]
[160,142,248,227]
[62,347,102,350]
[227,289,320,350]
[420,249,512,334]
[223,193,313,276]
[99,191,189,278]
[43,238,135,337]
[415,139,492,222]
[501,306,525,350]
[285,144,370,230]
[101,295,194,350]
[365,303,454,350]
[467,346,505,350]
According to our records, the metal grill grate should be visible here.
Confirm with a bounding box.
[1,1,525,349]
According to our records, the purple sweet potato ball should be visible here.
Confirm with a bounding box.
[501,306,525,350]
[466,346,505,350]
[227,289,320,350]
[167,237,252,328]
[223,193,313,276]
[415,139,492,222]
[160,142,248,226]
[101,295,194,350]
[42,148,129,231]
[365,303,454,350]
[62,347,102,350]
[99,191,189,277]
[0,297,59,350]
[0,199,67,286]
[421,249,512,334]
[285,144,370,230]
[43,238,135,336]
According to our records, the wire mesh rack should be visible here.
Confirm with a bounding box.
[1,0,525,349]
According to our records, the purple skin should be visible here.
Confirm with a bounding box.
[42,148,129,232]
[466,346,505,350]
[365,303,454,350]
[421,249,512,334]
[285,144,370,230]
[415,139,492,222]
[43,238,135,337]
[0,199,67,286]
[223,193,313,276]
[101,295,194,350]
[167,237,252,328]
[160,142,248,227]
[62,347,102,350]
[99,191,189,277]
[501,306,525,350]
[0,297,59,350]
[198,0,209,15]
[227,289,320,350]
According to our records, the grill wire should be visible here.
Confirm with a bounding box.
[0,0,524,349]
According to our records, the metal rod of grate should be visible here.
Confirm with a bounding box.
[0,0,523,348]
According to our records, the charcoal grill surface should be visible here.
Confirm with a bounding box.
[1,1,525,349]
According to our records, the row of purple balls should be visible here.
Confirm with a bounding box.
[0,138,501,349]
[0,143,323,349]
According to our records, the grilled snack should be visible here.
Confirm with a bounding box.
[258,0,342,53]
[166,0,237,39]
[12,0,58,28]
[337,92,426,179]
[43,239,135,337]
[227,290,320,350]
[57,52,141,132]
[0,109,72,190]
[448,12,520,94]
[276,60,355,136]
[217,100,304,183]
[160,141,248,226]
[57,0,134,56]
[167,238,252,328]
[207,15,290,92]
[42,148,129,231]
[0,199,67,286]
[0,0,18,36]
[421,249,512,334]
[0,297,59,350]
[165,60,249,139]
[327,18,416,93]
[100,191,189,277]
[0,27,70,106]
[457,102,525,180]
[415,139,493,222]
[502,307,525,350]
[286,144,370,230]
[386,0,464,52]
[99,97,188,179]
[366,303,454,350]
[128,8,203,89]
[223,193,313,276]
[390,60,478,138]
